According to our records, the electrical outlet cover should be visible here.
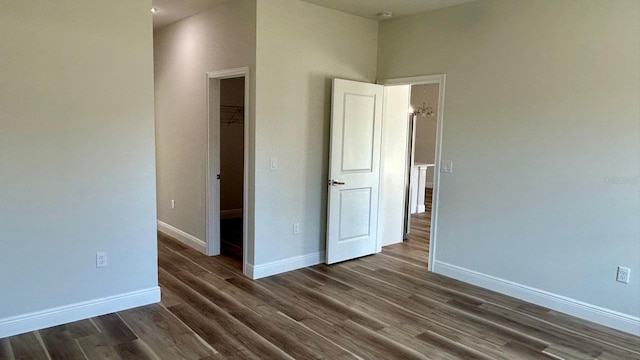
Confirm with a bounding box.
[616,266,630,284]
[96,252,108,268]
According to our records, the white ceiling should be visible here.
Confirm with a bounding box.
[299,0,476,20]
[151,0,476,30]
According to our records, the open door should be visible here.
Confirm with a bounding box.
[326,79,384,264]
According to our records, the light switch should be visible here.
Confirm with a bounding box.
[441,160,453,173]
[270,158,278,171]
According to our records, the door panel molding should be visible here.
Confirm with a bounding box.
[341,93,377,172]
[338,187,373,242]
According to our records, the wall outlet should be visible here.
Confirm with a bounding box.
[171,200,175,210]
[616,266,631,284]
[293,222,300,234]
[96,252,108,268]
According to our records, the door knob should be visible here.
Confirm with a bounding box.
[329,179,345,186]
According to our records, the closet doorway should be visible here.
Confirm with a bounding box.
[207,68,249,274]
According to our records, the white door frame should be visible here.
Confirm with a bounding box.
[378,74,446,272]
[206,67,250,276]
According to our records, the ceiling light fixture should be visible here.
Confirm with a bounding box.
[151,7,158,13]
[378,11,393,20]
[412,88,436,118]
[414,102,435,117]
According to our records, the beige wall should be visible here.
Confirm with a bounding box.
[254,0,378,266]
[378,0,640,319]
[411,83,439,185]
[0,0,158,330]
[154,0,256,256]
[220,77,245,213]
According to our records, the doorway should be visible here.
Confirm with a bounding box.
[207,67,250,275]
[379,75,446,271]
[219,77,245,260]
[326,76,445,269]
[400,82,440,263]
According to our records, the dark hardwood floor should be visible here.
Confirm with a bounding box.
[2,191,639,359]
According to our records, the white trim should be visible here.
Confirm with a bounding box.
[251,252,326,280]
[220,208,243,219]
[206,67,251,277]
[433,261,640,336]
[157,221,207,254]
[206,72,221,257]
[425,182,434,189]
[244,263,255,279]
[0,287,160,339]
[379,74,443,86]
[378,74,446,272]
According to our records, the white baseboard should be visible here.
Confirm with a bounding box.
[417,204,426,213]
[432,261,640,336]
[158,221,207,254]
[245,262,255,279]
[220,209,243,219]
[0,287,160,339]
[425,182,434,188]
[250,251,326,280]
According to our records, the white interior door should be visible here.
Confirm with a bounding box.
[326,79,384,264]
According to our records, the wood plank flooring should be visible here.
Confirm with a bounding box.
[2,191,639,359]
